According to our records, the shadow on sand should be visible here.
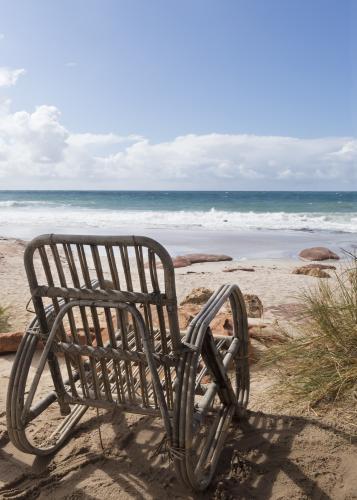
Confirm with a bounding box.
[0,408,354,499]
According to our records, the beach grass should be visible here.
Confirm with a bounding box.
[0,305,10,332]
[263,255,357,406]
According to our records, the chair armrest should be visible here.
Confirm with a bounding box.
[183,284,248,348]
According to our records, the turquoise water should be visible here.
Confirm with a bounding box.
[0,190,356,214]
[0,191,356,233]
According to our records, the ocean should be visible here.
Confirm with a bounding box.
[0,191,356,258]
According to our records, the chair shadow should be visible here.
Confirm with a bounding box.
[1,408,354,499]
[0,408,187,499]
[205,409,354,500]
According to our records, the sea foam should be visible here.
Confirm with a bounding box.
[0,204,356,233]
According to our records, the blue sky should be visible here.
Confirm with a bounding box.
[0,0,356,189]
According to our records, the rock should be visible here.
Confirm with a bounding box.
[172,253,232,268]
[223,267,255,272]
[243,294,263,318]
[179,288,263,320]
[171,256,192,268]
[249,324,287,345]
[299,247,339,261]
[301,263,336,270]
[248,323,288,363]
[178,303,200,329]
[0,331,25,353]
[293,267,330,278]
[70,328,99,344]
[184,253,232,264]
[249,337,268,363]
[210,314,234,336]
[0,331,46,353]
[180,287,214,306]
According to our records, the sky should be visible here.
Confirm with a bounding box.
[0,0,356,190]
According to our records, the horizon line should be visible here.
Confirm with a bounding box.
[0,189,356,193]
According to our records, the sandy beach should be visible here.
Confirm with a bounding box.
[0,236,356,499]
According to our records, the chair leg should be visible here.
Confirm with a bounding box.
[6,328,88,456]
[173,321,249,491]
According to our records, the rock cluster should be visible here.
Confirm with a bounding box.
[177,287,287,364]
[0,287,266,358]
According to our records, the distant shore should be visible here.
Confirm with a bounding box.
[96,226,356,260]
[0,226,356,261]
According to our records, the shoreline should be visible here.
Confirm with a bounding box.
[0,225,355,260]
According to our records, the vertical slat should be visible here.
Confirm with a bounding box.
[63,244,80,288]
[129,311,150,407]
[66,243,112,401]
[103,306,125,403]
[148,248,174,408]
[135,246,154,333]
[76,244,92,288]
[90,305,113,402]
[75,244,102,399]
[91,245,125,403]
[106,244,127,332]
[55,244,89,398]
[106,245,121,289]
[118,245,148,402]
[79,307,101,399]
[134,245,159,406]
[119,245,133,290]
[39,246,79,398]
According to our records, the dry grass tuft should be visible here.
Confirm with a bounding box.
[0,305,10,332]
[263,255,357,406]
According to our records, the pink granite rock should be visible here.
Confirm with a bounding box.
[299,247,339,261]
[172,253,232,268]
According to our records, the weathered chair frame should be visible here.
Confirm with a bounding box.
[6,234,249,491]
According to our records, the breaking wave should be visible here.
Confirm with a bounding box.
[0,204,356,233]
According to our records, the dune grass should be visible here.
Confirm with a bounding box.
[264,255,357,406]
[0,305,10,332]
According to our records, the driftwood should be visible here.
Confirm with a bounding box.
[6,234,249,492]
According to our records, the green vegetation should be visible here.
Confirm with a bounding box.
[264,256,357,405]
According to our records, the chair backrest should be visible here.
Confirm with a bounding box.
[24,234,181,353]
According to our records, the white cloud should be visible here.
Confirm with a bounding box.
[0,67,25,87]
[68,132,143,147]
[0,34,5,40]
[65,62,77,68]
[0,101,356,189]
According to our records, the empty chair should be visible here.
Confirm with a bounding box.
[6,234,249,491]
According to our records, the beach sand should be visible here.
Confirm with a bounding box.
[0,238,356,499]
